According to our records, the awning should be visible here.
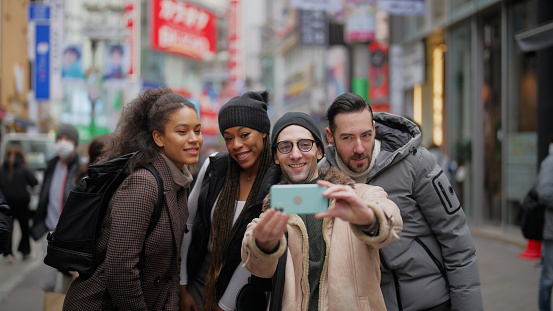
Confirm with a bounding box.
[515,21,553,52]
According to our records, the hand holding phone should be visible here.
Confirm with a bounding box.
[270,184,329,214]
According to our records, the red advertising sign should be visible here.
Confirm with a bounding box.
[368,41,390,112]
[228,0,241,82]
[150,0,217,61]
[124,0,135,76]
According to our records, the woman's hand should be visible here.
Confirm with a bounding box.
[179,285,199,311]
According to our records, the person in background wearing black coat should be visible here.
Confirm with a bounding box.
[0,188,12,255]
[0,144,38,264]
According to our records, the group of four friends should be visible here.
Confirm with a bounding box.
[50,87,482,310]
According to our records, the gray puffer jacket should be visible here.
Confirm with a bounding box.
[319,112,483,311]
[537,151,553,241]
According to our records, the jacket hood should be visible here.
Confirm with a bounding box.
[322,112,421,181]
[262,166,353,211]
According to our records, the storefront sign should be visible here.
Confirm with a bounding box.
[44,0,64,100]
[299,10,327,46]
[29,3,50,100]
[124,0,139,77]
[228,0,241,83]
[402,41,425,89]
[150,0,216,61]
[344,0,376,42]
[368,41,389,112]
[377,0,425,16]
[290,0,342,11]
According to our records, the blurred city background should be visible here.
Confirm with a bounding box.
[1,0,553,268]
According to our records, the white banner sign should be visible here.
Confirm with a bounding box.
[377,0,425,16]
[290,0,342,12]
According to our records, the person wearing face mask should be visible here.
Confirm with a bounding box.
[32,123,82,294]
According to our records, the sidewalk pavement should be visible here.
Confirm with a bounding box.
[0,224,543,310]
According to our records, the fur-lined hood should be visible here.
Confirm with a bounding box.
[262,167,354,211]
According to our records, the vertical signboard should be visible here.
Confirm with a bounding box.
[228,0,241,84]
[44,0,64,100]
[150,0,217,61]
[368,41,389,112]
[125,0,141,77]
[29,4,50,101]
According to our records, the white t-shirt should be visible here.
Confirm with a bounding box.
[180,155,252,311]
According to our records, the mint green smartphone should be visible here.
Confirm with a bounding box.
[270,184,329,214]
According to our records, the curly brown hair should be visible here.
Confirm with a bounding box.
[101,87,196,173]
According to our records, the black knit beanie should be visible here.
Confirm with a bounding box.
[218,90,270,135]
[56,123,79,145]
[271,112,324,158]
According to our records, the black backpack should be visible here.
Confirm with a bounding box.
[519,185,545,241]
[44,151,164,277]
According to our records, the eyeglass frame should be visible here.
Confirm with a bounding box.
[275,139,318,154]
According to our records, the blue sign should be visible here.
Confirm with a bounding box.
[29,4,50,21]
[34,24,50,100]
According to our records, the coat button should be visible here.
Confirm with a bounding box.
[155,276,161,283]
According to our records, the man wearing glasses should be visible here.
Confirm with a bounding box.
[241,112,402,310]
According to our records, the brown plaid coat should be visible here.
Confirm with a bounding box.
[63,154,189,310]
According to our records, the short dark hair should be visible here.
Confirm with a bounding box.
[326,92,373,133]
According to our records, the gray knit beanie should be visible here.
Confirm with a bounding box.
[271,112,324,158]
[218,90,270,135]
[56,123,79,145]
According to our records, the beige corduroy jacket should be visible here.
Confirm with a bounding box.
[241,167,402,311]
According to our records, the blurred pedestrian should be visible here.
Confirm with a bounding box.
[0,188,12,256]
[537,134,553,311]
[320,93,483,311]
[32,123,81,293]
[179,91,282,311]
[64,87,203,310]
[0,144,38,263]
[428,142,456,181]
[75,134,110,181]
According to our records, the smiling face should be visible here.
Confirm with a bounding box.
[326,109,375,173]
[274,125,322,184]
[153,106,203,168]
[223,126,267,172]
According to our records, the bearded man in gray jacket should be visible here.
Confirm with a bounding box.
[319,92,483,311]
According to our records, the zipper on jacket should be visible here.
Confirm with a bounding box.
[379,250,403,311]
[414,237,450,289]
[437,181,453,208]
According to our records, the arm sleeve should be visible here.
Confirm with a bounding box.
[103,170,158,310]
[241,215,286,278]
[180,157,211,285]
[412,149,483,311]
[25,167,39,187]
[217,262,251,311]
[349,184,402,248]
[537,156,553,208]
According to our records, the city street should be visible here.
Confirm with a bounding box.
[0,224,543,310]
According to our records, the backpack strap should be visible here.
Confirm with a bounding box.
[144,163,164,237]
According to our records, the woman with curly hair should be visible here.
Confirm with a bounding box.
[64,87,203,310]
[179,91,282,311]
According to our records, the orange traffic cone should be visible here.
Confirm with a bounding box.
[518,239,542,260]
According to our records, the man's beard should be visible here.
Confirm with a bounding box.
[339,151,371,173]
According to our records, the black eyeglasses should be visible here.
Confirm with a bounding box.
[276,139,317,154]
